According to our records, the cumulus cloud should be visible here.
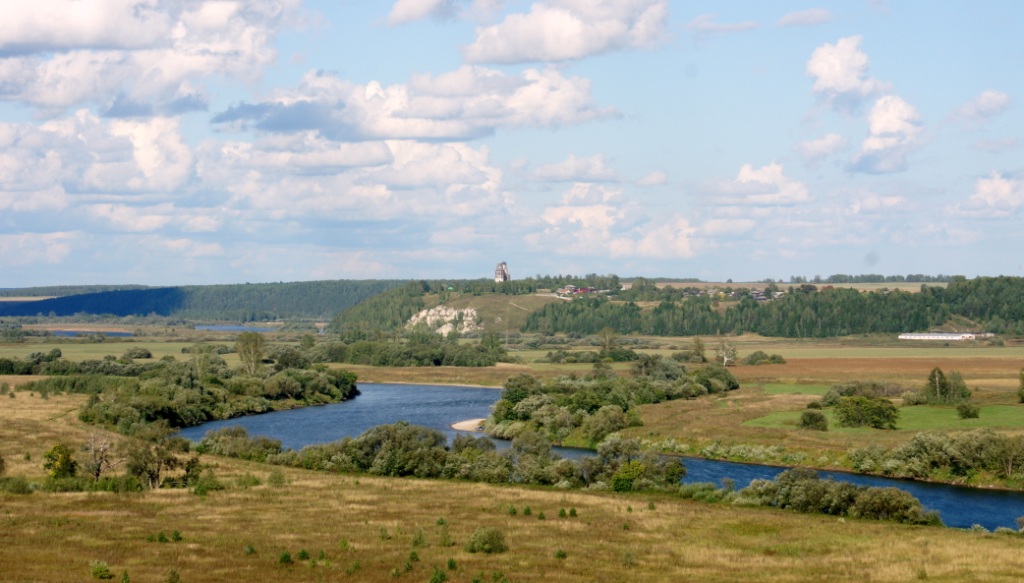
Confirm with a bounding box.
[952,90,1011,124]
[387,0,453,25]
[0,112,194,203]
[955,173,1024,217]
[463,0,668,63]
[0,232,76,266]
[850,95,922,174]
[714,162,812,205]
[213,66,615,140]
[0,0,297,114]
[777,9,831,27]
[806,36,889,112]
[530,154,618,182]
[796,133,848,162]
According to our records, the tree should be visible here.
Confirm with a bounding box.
[122,422,190,489]
[798,410,828,431]
[923,367,970,404]
[0,451,6,476]
[82,434,123,482]
[714,340,737,366]
[43,443,78,479]
[236,331,266,376]
[1019,368,1024,404]
[835,397,899,430]
[597,327,620,354]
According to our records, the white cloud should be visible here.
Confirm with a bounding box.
[777,9,831,27]
[955,173,1024,217]
[850,95,922,174]
[0,232,76,266]
[0,1,298,114]
[636,170,668,186]
[608,217,695,259]
[214,66,616,139]
[715,162,812,205]
[388,0,452,25]
[530,154,618,182]
[971,137,1020,153]
[806,36,888,112]
[686,14,759,38]
[796,133,848,162]
[952,90,1011,124]
[463,0,668,63]
[847,193,905,214]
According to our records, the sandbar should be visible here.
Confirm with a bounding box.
[450,418,486,432]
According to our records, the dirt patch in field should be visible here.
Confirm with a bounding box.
[733,357,1023,386]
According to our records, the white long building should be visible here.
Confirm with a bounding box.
[898,332,991,341]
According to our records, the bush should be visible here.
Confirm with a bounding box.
[957,402,980,419]
[798,410,828,431]
[465,527,508,554]
[90,561,114,580]
[834,397,899,429]
[0,476,33,494]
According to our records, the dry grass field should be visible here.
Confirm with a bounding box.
[2,393,1024,582]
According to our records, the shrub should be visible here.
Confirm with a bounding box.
[0,475,32,493]
[465,527,508,554]
[429,567,448,583]
[555,549,567,559]
[297,549,310,561]
[798,410,828,431]
[165,570,180,583]
[267,469,286,488]
[835,397,899,429]
[279,551,293,565]
[957,402,980,419]
[90,561,114,579]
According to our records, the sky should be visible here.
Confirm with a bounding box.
[1,1,1023,287]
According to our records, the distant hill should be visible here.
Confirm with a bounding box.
[0,280,407,320]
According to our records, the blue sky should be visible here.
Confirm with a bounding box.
[1,1,1022,286]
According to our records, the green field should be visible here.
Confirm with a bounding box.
[743,405,1024,432]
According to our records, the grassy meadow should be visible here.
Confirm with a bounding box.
[3,391,1024,582]
[3,330,1024,581]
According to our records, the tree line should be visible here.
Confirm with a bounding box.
[0,280,406,320]
[522,276,1024,337]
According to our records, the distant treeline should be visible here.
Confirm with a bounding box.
[524,276,1024,337]
[789,274,955,284]
[0,284,150,298]
[0,280,407,320]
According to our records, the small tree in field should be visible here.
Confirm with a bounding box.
[236,331,266,376]
[798,410,828,431]
[0,451,6,476]
[1018,368,1024,404]
[43,443,78,479]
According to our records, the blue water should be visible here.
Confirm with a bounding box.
[176,383,1024,530]
[194,325,280,332]
[48,330,133,337]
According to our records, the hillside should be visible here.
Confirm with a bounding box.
[0,280,407,321]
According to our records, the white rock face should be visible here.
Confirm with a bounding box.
[406,306,481,336]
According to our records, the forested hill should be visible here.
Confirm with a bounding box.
[0,280,406,320]
[523,276,1024,338]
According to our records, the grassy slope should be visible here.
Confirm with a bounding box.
[2,390,1024,582]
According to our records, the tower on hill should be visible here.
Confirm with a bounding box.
[494,261,510,283]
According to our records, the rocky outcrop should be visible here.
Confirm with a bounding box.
[406,306,481,336]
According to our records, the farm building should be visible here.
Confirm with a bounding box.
[898,332,992,341]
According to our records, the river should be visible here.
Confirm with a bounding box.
[176,382,1024,530]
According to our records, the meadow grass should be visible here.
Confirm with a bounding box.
[759,383,832,395]
[2,389,1024,582]
[742,405,1024,434]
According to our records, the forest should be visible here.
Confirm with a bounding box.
[524,276,1024,337]
[0,280,406,320]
